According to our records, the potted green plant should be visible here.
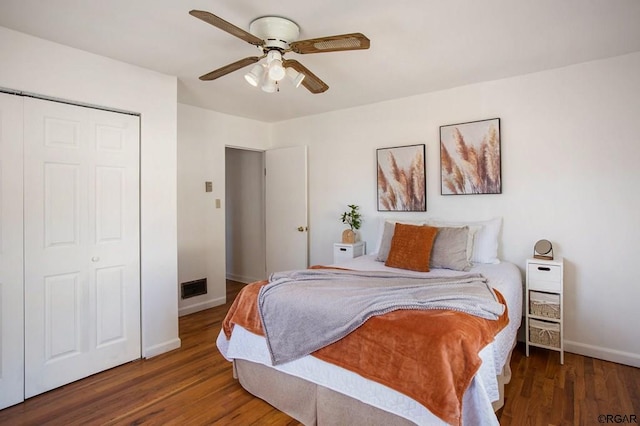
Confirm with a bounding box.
[340,204,362,243]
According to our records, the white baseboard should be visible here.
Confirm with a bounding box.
[143,337,181,359]
[226,273,262,284]
[178,296,226,317]
[564,340,640,368]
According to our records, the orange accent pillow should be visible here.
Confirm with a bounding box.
[385,223,439,272]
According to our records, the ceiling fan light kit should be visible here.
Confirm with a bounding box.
[245,51,290,93]
[189,9,370,94]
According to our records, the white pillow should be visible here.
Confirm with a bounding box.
[426,217,502,264]
[373,217,426,255]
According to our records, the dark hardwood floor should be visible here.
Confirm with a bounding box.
[1,280,638,425]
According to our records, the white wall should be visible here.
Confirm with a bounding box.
[225,148,266,284]
[0,27,179,357]
[271,52,640,367]
[177,104,268,316]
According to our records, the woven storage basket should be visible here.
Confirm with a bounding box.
[529,291,560,319]
[529,319,560,348]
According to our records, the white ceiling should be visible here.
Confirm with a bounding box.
[1,0,639,123]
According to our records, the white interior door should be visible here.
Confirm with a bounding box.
[265,146,308,275]
[23,98,141,398]
[0,93,25,409]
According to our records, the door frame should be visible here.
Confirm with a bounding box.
[0,92,25,410]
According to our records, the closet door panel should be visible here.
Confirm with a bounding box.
[44,272,83,360]
[44,162,81,247]
[0,93,24,410]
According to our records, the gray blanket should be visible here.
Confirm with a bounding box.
[257,269,505,365]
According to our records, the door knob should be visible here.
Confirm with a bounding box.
[91,256,100,262]
[297,226,304,232]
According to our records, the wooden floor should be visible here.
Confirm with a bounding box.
[1,280,638,425]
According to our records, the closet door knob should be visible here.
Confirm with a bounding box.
[91,256,100,262]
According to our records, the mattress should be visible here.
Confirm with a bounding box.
[217,255,522,425]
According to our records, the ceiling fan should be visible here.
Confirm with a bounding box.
[189,10,370,94]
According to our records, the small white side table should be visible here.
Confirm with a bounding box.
[525,257,564,364]
[333,242,365,264]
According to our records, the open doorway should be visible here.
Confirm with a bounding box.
[225,147,266,289]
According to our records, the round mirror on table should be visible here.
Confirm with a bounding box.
[533,239,553,260]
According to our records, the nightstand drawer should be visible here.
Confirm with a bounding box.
[528,263,562,291]
[333,242,364,263]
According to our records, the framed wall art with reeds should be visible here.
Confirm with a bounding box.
[440,118,501,195]
[376,144,426,211]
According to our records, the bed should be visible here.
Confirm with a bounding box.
[217,219,523,425]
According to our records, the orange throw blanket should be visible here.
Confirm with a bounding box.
[222,272,508,426]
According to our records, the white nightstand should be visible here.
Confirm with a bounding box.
[333,242,365,264]
[525,257,564,364]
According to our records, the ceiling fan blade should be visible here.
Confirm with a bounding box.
[199,56,261,81]
[283,59,329,94]
[290,33,370,54]
[189,10,264,46]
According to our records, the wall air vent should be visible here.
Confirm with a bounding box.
[181,278,207,299]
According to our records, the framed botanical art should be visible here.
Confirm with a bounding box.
[440,118,501,195]
[376,144,426,211]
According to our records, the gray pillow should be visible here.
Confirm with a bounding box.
[430,226,472,271]
[375,221,396,262]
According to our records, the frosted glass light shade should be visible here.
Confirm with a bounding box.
[286,67,305,88]
[244,64,265,87]
[268,60,286,81]
[261,77,277,93]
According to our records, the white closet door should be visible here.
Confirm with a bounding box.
[0,93,25,409]
[23,98,141,398]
